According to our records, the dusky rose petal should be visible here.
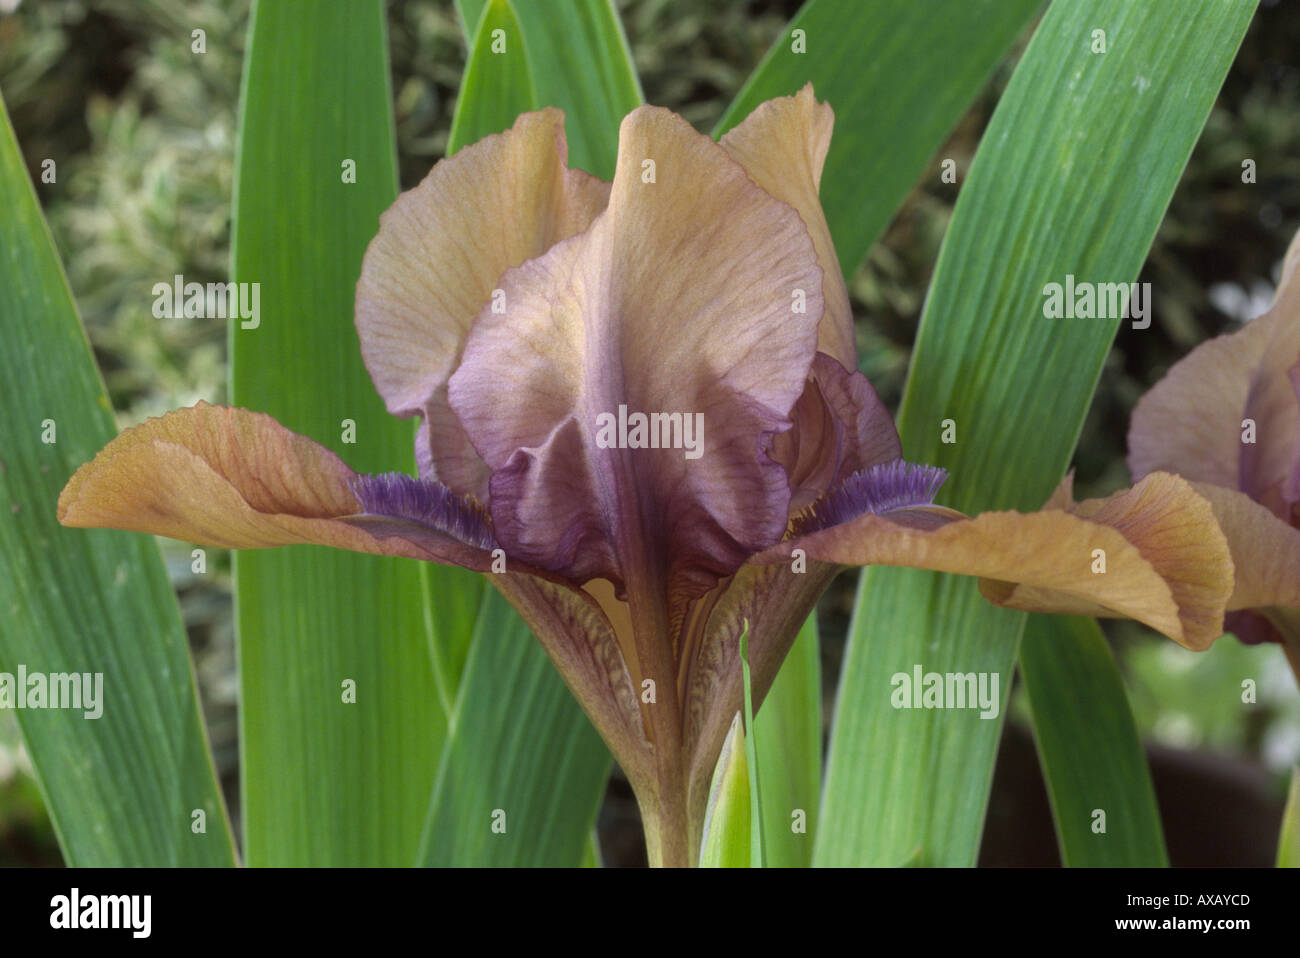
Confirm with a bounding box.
[1188,481,1300,612]
[490,573,651,790]
[57,403,496,570]
[720,84,856,368]
[1127,310,1272,492]
[684,558,839,822]
[1129,226,1300,514]
[355,108,609,496]
[771,352,903,512]
[448,105,824,604]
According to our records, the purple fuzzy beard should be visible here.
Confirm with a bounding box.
[349,472,498,550]
[802,459,948,533]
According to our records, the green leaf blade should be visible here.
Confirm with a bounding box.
[817,0,1256,867]
[231,0,445,866]
[448,0,537,154]
[0,97,235,866]
[418,588,610,866]
[715,0,1042,280]
[458,0,641,178]
[1020,616,1167,867]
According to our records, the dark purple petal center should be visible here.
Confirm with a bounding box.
[349,472,498,550]
[801,459,948,533]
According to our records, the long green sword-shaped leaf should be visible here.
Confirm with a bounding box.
[231,0,445,865]
[1020,616,1167,866]
[1280,766,1300,868]
[419,588,609,866]
[0,96,235,865]
[754,613,821,867]
[413,0,610,867]
[448,0,537,152]
[817,0,1256,867]
[714,0,1042,281]
[457,0,641,178]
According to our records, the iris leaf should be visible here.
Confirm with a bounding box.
[754,614,821,867]
[418,587,609,866]
[1279,767,1300,868]
[739,622,766,867]
[699,716,751,868]
[714,0,1043,280]
[231,0,444,865]
[817,0,1257,866]
[448,0,537,152]
[457,0,641,178]
[1021,616,1168,866]
[0,96,235,865]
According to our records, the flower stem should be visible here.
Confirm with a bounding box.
[627,576,697,867]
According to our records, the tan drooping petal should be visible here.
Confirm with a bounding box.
[751,472,1233,650]
[355,107,610,498]
[720,84,856,369]
[1188,481,1300,611]
[57,403,497,570]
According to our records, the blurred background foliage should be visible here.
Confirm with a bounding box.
[1,0,1297,866]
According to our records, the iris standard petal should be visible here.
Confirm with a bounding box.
[448,105,825,604]
[1127,310,1271,492]
[57,403,496,570]
[772,352,903,512]
[1187,481,1300,612]
[720,84,856,369]
[752,470,1233,650]
[1129,227,1300,511]
[355,107,610,497]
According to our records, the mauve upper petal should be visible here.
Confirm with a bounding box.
[772,352,903,512]
[355,108,609,496]
[448,105,824,605]
[720,84,856,369]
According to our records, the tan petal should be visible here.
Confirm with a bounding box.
[355,108,610,497]
[57,403,496,570]
[752,472,1232,649]
[720,84,856,368]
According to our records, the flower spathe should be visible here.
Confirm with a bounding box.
[59,86,1234,866]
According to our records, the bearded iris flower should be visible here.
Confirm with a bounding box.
[1130,227,1300,679]
[59,87,1233,866]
